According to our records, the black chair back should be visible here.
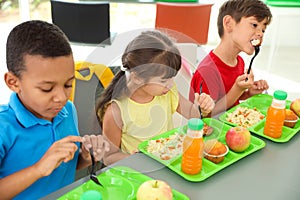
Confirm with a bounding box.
[50,0,110,44]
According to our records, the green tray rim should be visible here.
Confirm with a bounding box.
[58,166,189,200]
[219,94,300,143]
[138,118,266,182]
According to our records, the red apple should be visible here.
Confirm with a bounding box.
[290,99,300,117]
[136,180,173,200]
[225,126,251,152]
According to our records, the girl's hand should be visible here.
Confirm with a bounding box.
[34,136,82,177]
[194,93,215,117]
[249,79,269,96]
[81,135,110,161]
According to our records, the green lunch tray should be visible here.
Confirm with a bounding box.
[138,118,266,182]
[58,166,189,200]
[219,94,300,143]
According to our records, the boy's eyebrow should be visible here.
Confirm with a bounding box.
[38,75,75,85]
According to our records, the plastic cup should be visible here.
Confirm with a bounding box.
[284,116,299,128]
[204,145,229,164]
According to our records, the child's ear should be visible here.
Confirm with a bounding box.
[4,72,20,92]
[223,15,234,32]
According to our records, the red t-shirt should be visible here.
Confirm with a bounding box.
[189,50,245,106]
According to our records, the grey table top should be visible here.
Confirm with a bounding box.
[42,131,300,200]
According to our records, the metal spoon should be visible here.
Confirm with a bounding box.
[245,46,260,82]
[89,148,103,187]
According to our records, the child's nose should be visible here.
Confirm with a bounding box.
[256,28,264,37]
[53,88,68,102]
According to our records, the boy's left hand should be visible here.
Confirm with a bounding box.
[81,135,110,161]
[248,79,269,96]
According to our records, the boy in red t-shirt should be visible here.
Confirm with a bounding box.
[190,0,272,115]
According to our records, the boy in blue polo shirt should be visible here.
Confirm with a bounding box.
[0,20,109,199]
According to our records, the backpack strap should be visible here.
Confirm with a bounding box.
[70,61,115,101]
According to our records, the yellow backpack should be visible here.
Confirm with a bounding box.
[70,61,115,102]
[70,61,116,135]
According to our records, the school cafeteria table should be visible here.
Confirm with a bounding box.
[42,131,300,200]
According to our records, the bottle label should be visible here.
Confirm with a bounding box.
[272,99,285,109]
[186,129,203,138]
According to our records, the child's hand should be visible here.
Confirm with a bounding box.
[35,136,82,177]
[81,135,110,161]
[235,73,254,91]
[249,79,269,96]
[194,93,215,117]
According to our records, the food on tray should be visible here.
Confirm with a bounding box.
[146,132,184,161]
[204,139,228,163]
[284,109,299,128]
[138,118,267,182]
[290,99,300,117]
[225,126,251,152]
[147,123,213,161]
[137,180,173,200]
[251,39,261,46]
[203,124,213,136]
[226,107,264,128]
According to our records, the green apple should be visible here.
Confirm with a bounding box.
[290,99,300,117]
[136,180,173,200]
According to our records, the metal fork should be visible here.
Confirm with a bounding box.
[89,148,103,186]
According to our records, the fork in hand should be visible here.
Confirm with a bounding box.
[245,46,260,82]
[89,148,103,187]
[198,80,204,119]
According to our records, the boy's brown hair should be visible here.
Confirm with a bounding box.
[217,0,272,37]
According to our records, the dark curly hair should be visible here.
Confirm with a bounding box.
[6,20,72,78]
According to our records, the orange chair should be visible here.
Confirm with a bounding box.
[155,2,213,45]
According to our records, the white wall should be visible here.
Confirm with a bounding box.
[0,23,17,104]
[263,6,300,47]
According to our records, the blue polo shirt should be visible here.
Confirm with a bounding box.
[0,93,80,200]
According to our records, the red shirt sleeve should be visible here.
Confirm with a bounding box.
[189,53,225,103]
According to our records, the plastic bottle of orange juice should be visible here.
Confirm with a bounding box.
[181,118,204,175]
[264,90,287,138]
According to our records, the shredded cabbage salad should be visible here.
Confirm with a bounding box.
[226,107,264,128]
[147,133,185,161]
